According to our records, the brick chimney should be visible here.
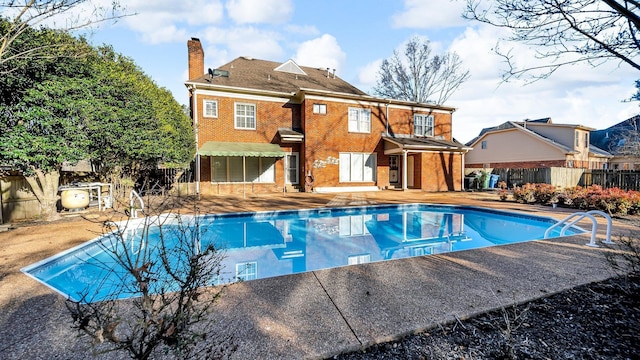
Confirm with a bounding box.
[187,37,204,81]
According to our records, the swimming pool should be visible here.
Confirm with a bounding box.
[22,204,583,302]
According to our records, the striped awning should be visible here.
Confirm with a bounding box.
[198,141,285,157]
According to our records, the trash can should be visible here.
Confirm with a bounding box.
[464,176,475,190]
[489,174,500,188]
[480,173,490,189]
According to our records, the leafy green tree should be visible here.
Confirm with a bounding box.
[1,77,94,219]
[0,23,194,220]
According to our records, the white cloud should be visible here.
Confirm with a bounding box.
[356,59,382,91]
[116,1,224,44]
[447,25,639,143]
[285,24,320,36]
[226,0,293,24]
[202,26,284,63]
[294,34,346,73]
[392,0,468,29]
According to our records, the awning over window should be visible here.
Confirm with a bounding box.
[198,141,285,157]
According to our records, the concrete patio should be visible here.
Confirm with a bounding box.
[0,191,633,359]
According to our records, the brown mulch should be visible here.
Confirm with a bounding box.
[334,273,640,360]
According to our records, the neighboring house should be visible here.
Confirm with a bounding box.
[184,38,470,194]
[591,115,640,170]
[465,118,611,169]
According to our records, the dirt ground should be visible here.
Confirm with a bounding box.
[334,272,640,360]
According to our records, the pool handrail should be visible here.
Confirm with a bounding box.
[544,210,613,247]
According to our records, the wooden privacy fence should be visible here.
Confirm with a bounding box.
[580,170,640,191]
[486,168,640,191]
[491,167,584,189]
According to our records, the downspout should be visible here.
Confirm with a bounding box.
[461,150,466,191]
[385,100,390,136]
[402,149,408,191]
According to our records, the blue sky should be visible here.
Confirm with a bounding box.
[79,0,640,142]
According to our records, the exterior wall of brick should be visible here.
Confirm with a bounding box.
[195,94,298,148]
[417,152,463,191]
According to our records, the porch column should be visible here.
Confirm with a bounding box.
[461,152,465,191]
[402,150,408,191]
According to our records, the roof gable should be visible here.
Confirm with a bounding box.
[467,121,574,153]
[274,59,307,76]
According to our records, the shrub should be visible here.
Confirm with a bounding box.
[512,184,536,203]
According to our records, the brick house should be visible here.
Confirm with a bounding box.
[185,38,470,195]
[465,118,611,169]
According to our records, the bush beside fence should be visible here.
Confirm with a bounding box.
[509,183,640,215]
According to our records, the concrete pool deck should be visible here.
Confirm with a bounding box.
[0,191,635,359]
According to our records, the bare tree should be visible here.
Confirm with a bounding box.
[373,36,470,105]
[65,197,234,359]
[464,0,640,81]
[0,0,128,71]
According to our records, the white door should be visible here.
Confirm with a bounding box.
[407,156,414,188]
[285,153,299,184]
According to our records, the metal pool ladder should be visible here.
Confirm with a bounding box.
[544,210,613,247]
[129,190,145,218]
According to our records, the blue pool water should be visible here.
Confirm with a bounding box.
[22,204,583,302]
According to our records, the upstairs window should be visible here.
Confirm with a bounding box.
[235,103,256,130]
[203,99,218,118]
[348,107,371,133]
[313,103,327,114]
[481,140,487,149]
[585,132,589,147]
[414,114,434,137]
[575,131,580,148]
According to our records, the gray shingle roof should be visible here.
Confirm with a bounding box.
[383,134,470,151]
[189,57,367,96]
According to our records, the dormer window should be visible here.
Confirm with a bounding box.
[414,114,434,137]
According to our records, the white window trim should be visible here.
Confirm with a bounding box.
[285,152,299,184]
[348,107,371,133]
[203,99,218,118]
[313,103,327,114]
[339,152,376,183]
[414,114,434,137]
[235,102,256,130]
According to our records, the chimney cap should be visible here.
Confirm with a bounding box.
[190,37,200,41]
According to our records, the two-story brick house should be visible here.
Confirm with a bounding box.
[185,38,470,195]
